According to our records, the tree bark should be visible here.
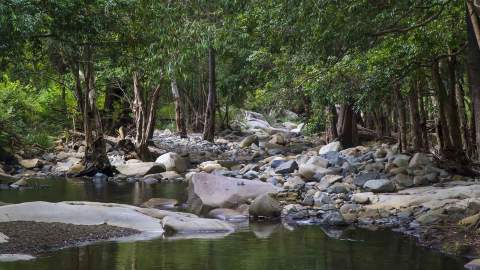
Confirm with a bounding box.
[132,72,162,161]
[327,105,338,142]
[79,46,112,175]
[393,83,407,152]
[467,4,480,158]
[203,47,216,142]
[171,78,187,138]
[337,103,358,148]
[408,80,424,151]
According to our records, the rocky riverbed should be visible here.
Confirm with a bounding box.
[1,111,480,268]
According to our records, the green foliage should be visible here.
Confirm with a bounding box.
[0,76,71,149]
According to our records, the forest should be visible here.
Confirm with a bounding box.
[1,1,480,270]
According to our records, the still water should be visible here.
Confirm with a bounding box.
[0,178,467,270]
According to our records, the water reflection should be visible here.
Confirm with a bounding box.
[0,226,466,270]
[0,179,468,270]
[0,178,187,206]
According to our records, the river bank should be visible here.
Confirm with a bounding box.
[0,112,479,268]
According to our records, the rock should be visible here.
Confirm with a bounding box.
[270,158,286,169]
[416,210,446,225]
[142,198,178,209]
[363,179,395,193]
[19,158,42,169]
[274,160,298,174]
[409,153,431,168]
[375,148,387,158]
[298,165,317,179]
[306,156,329,168]
[160,171,184,181]
[239,135,259,148]
[66,161,85,174]
[393,174,413,188]
[413,175,429,186]
[319,141,342,155]
[0,201,164,233]
[208,208,248,222]
[353,172,384,187]
[313,192,331,207]
[0,172,17,183]
[269,133,287,146]
[317,175,343,190]
[283,176,305,190]
[321,211,346,226]
[459,213,480,227]
[116,162,165,177]
[327,183,350,194]
[249,193,281,218]
[162,215,234,233]
[392,154,410,168]
[155,152,187,173]
[199,161,224,173]
[187,173,277,214]
[352,192,373,204]
[264,143,286,155]
[291,123,305,133]
[302,189,316,206]
[465,259,480,270]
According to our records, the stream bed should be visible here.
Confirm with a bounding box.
[0,178,468,270]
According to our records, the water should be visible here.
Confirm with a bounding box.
[0,178,467,270]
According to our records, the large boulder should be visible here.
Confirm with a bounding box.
[155,152,187,173]
[116,162,165,177]
[363,179,395,193]
[0,201,164,233]
[187,173,277,214]
[249,193,281,218]
[269,133,287,146]
[319,141,342,155]
[208,208,248,222]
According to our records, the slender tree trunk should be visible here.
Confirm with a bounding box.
[432,60,453,155]
[446,56,464,151]
[203,47,216,142]
[327,105,338,142]
[171,78,187,138]
[132,72,162,161]
[456,80,469,152]
[80,47,111,174]
[467,4,480,158]
[409,80,424,151]
[418,89,429,151]
[393,83,407,152]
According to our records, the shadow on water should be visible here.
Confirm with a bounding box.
[0,178,468,270]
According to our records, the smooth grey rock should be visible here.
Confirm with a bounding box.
[353,172,384,187]
[116,162,165,177]
[409,153,431,168]
[274,160,298,174]
[249,193,281,218]
[187,173,277,214]
[155,152,187,173]
[319,141,342,155]
[363,179,395,193]
[394,174,413,188]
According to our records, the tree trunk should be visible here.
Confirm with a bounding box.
[327,105,338,142]
[408,80,424,151]
[456,80,469,153]
[418,86,429,151]
[80,47,112,175]
[203,47,216,142]
[132,72,162,161]
[467,4,480,158]
[432,60,453,155]
[171,78,187,138]
[337,103,358,148]
[393,83,407,152]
